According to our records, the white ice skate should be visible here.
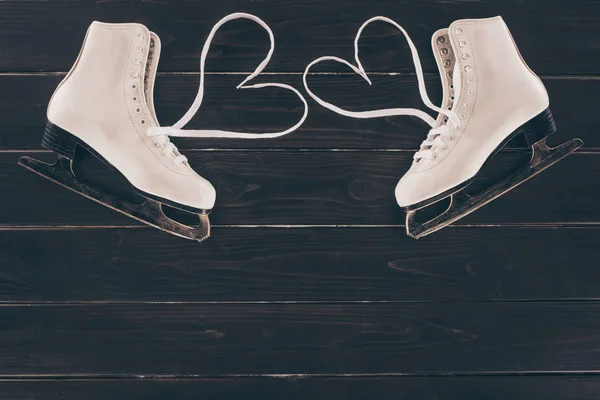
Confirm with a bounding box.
[303,16,582,239]
[18,13,308,242]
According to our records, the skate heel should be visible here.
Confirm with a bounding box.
[41,123,78,159]
[519,108,557,146]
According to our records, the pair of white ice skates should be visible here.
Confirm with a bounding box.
[19,13,583,241]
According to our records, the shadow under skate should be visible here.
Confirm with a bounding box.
[18,152,211,242]
[405,136,583,239]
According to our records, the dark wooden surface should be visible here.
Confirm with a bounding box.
[1,0,599,74]
[1,302,600,374]
[2,151,592,225]
[1,227,598,302]
[1,0,599,398]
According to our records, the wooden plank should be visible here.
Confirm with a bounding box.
[0,74,596,150]
[0,1,599,74]
[1,151,593,226]
[0,376,599,399]
[0,302,599,374]
[0,227,598,302]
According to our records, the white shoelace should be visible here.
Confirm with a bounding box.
[303,16,460,162]
[147,13,309,165]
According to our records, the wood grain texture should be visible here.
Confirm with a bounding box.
[0,74,596,150]
[1,377,600,400]
[0,303,599,374]
[0,0,598,74]
[1,151,592,226]
[0,227,597,302]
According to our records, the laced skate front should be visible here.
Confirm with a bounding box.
[415,123,456,161]
[303,16,460,163]
[151,135,187,165]
[146,13,309,166]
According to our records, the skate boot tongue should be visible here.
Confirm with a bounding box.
[417,60,462,159]
[451,61,462,112]
[143,35,160,120]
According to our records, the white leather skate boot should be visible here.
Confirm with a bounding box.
[304,16,582,239]
[19,13,308,242]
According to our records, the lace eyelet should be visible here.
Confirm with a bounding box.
[140,119,146,125]
[440,48,449,56]
[136,107,141,113]
[153,141,160,148]
[132,96,138,101]
[131,71,139,78]
[432,153,438,160]
[132,84,137,89]
[437,36,446,45]
[135,46,143,53]
[448,135,455,141]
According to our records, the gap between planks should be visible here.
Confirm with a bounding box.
[2,371,600,380]
[1,299,600,306]
[3,149,600,154]
[1,223,600,230]
[1,72,600,80]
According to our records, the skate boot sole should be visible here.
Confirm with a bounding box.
[18,123,211,242]
[404,108,583,239]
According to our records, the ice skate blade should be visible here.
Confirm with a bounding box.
[17,156,210,242]
[406,137,583,239]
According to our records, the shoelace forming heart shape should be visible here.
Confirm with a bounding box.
[147,12,308,140]
[303,16,460,132]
